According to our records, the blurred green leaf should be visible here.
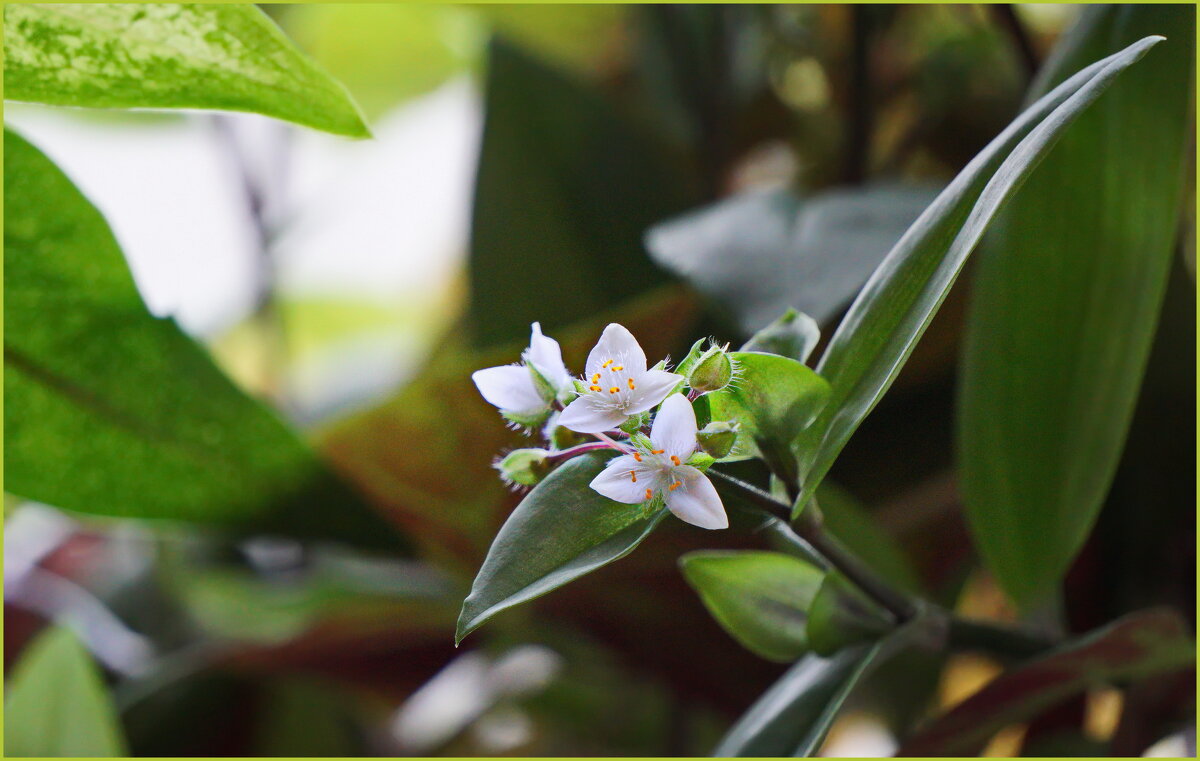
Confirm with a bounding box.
[456,452,667,644]
[817,483,921,594]
[4,627,127,757]
[899,607,1195,756]
[679,550,824,662]
[3,4,369,137]
[794,35,1165,518]
[706,352,831,472]
[475,6,625,74]
[741,309,821,365]
[647,185,939,332]
[253,678,361,757]
[805,572,893,657]
[3,129,404,551]
[958,6,1193,608]
[468,38,698,347]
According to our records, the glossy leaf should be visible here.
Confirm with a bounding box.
[899,608,1195,756]
[468,37,698,347]
[679,550,824,662]
[456,452,668,644]
[3,4,369,137]
[4,129,404,551]
[741,309,821,366]
[646,185,940,332]
[4,627,127,757]
[794,35,1165,517]
[706,352,831,466]
[959,6,1194,607]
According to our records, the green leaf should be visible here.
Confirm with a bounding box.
[793,35,1166,518]
[805,572,893,657]
[817,483,921,594]
[467,38,698,347]
[4,627,127,757]
[679,550,824,662]
[456,452,667,644]
[4,129,404,551]
[958,7,1194,608]
[646,185,940,332]
[3,4,369,137]
[741,309,821,365]
[899,607,1195,756]
[706,352,831,468]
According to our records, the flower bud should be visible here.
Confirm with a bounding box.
[494,448,552,487]
[696,421,738,459]
[687,344,734,393]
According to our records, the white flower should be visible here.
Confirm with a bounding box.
[557,323,683,433]
[589,394,728,529]
[472,323,572,418]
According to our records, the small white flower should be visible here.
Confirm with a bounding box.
[557,323,683,434]
[589,394,728,530]
[473,323,572,418]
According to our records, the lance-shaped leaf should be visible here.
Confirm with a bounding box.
[4,129,404,551]
[793,36,1165,517]
[680,550,824,662]
[959,7,1194,608]
[899,608,1195,756]
[741,309,822,366]
[456,452,668,644]
[3,4,369,137]
[4,627,127,757]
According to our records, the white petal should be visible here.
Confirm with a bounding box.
[590,455,659,503]
[624,369,685,415]
[472,365,545,414]
[557,396,627,433]
[664,468,728,529]
[650,394,699,459]
[586,323,647,376]
[524,322,572,391]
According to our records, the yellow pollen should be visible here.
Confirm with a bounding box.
[602,359,614,368]
[651,449,664,455]
[633,452,642,462]
[644,488,653,500]
[609,386,620,394]
[611,365,624,372]
[668,481,682,491]
[629,470,637,483]
[589,385,602,392]
[627,378,636,390]
[591,373,601,383]
[670,455,681,466]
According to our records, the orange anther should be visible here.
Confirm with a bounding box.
[629,470,637,483]
[670,455,681,466]
[627,378,636,390]
[591,373,601,383]
[651,449,664,455]
[609,386,620,394]
[668,481,682,491]
[590,385,602,392]
[644,488,653,500]
[611,365,624,372]
[602,359,614,368]
[633,452,642,462]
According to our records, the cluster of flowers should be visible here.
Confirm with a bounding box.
[472,323,733,530]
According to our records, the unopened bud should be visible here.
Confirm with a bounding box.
[494,448,552,486]
[696,421,738,459]
[688,344,734,393]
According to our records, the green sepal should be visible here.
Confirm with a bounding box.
[686,452,716,472]
[805,572,894,656]
[618,411,650,434]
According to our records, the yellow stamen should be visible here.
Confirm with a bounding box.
[590,385,602,392]
[670,455,681,466]
[611,365,624,372]
[602,359,614,368]
[609,386,620,394]
[591,373,601,383]
[633,452,642,462]
[629,471,637,483]
[668,481,682,491]
[627,378,636,390]
[651,449,664,455]
[644,488,653,500]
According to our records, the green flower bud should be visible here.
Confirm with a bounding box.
[687,343,734,393]
[494,448,553,487]
[686,451,716,472]
[696,421,738,459]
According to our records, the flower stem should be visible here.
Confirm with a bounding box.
[548,442,623,462]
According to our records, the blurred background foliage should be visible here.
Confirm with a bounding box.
[4,3,1194,757]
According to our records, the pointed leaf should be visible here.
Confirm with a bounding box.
[959,7,1194,607]
[794,36,1166,517]
[3,4,369,137]
[741,309,822,365]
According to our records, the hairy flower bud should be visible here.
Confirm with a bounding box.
[696,421,738,459]
[494,448,553,487]
[687,344,733,393]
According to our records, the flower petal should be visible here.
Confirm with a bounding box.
[664,468,728,529]
[624,369,685,414]
[557,396,627,433]
[586,323,647,376]
[650,394,699,459]
[590,455,660,503]
[524,322,572,392]
[472,365,545,414]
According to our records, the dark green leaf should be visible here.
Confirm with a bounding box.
[4,129,404,551]
[741,309,821,365]
[646,185,939,332]
[4,627,127,757]
[794,36,1165,517]
[958,6,1193,607]
[899,608,1195,756]
[679,550,824,662]
[456,452,667,643]
[468,38,698,347]
[706,352,831,465]
[3,4,369,137]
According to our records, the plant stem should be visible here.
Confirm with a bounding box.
[548,442,622,462]
[946,615,1057,659]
